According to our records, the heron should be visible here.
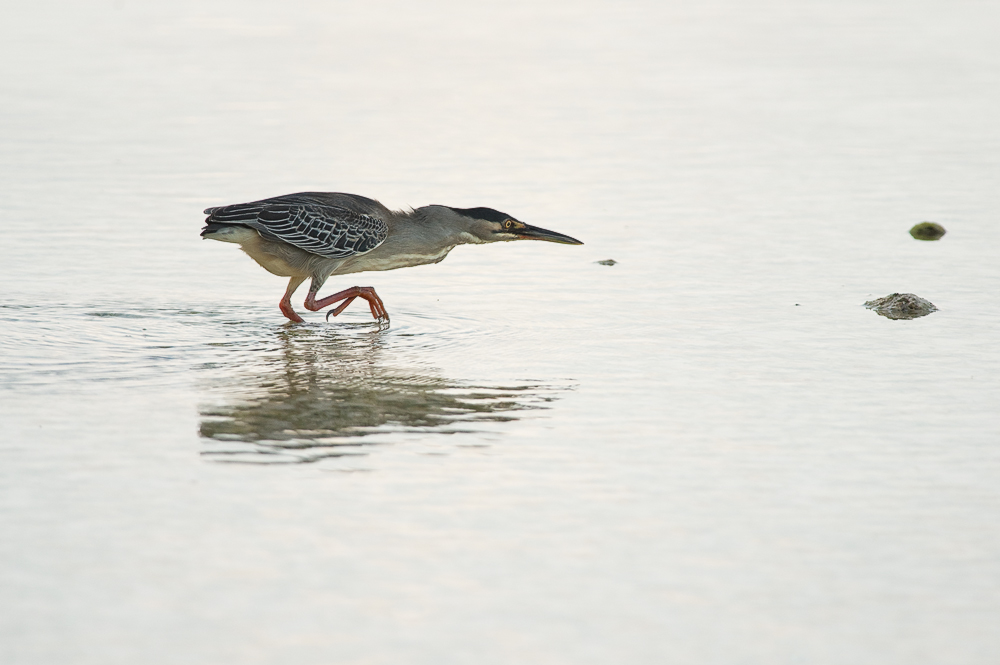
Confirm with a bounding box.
[200,192,583,323]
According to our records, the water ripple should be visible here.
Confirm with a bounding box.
[0,300,573,462]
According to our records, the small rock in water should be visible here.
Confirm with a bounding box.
[596,259,617,266]
[864,293,937,320]
[909,222,946,241]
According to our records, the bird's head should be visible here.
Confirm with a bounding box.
[441,206,584,245]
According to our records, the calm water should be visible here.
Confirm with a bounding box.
[3,0,1000,662]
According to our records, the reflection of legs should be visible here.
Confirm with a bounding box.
[279,276,307,323]
[305,285,389,321]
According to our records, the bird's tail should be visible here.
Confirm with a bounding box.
[201,222,254,243]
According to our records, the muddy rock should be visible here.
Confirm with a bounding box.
[864,293,937,320]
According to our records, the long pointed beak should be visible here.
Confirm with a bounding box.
[517,224,584,245]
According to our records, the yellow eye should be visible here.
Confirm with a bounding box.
[504,220,513,229]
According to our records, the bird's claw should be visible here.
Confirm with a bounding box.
[320,287,388,327]
[325,307,390,328]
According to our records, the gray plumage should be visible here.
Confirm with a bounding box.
[200,191,582,324]
[203,192,389,259]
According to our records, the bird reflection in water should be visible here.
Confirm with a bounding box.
[198,324,564,464]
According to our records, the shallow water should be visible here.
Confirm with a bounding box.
[3,0,1000,663]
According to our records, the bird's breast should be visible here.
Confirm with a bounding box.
[336,245,455,275]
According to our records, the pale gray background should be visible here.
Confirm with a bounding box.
[2,0,999,663]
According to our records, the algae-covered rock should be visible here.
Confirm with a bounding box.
[595,259,617,266]
[909,222,946,240]
[864,293,937,320]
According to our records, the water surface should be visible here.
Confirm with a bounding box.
[2,0,1000,663]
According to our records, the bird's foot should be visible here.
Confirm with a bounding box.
[327,308,390,327]
[280,299,305,323]
[312,286,389,326]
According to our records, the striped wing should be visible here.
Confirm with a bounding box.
[205,199,389,259]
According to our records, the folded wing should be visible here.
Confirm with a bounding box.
[204,195,389,259]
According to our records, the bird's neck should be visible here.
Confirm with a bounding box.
[403,206,486,247]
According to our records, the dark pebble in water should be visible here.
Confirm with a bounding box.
[864,293,938,320]
[596,259,617,266]
[909,222,946,240]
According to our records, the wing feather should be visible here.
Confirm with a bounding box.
[204,194,389,259]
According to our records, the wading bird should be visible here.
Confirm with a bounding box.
[201,192,583,323]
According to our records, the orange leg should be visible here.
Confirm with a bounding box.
[279,277,306,323]
[304,286,389,323]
